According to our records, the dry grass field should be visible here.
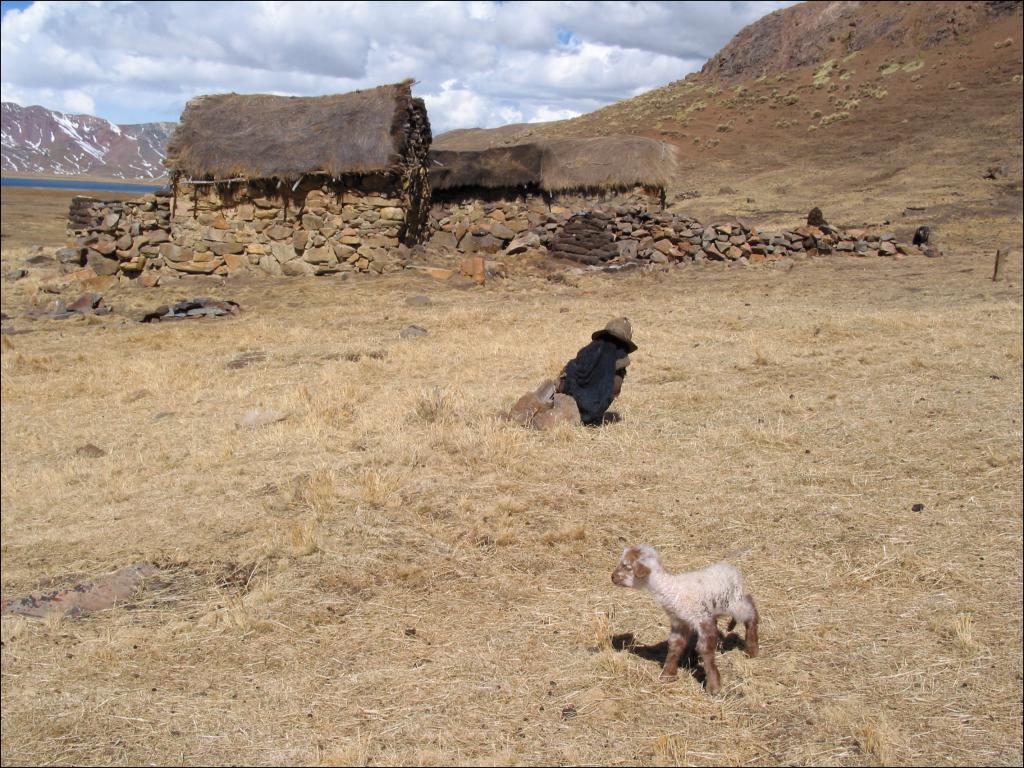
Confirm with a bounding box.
[1,180,1021,765]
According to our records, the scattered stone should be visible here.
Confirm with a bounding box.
[400,324,428,338]
[3,268,28,282]
[505,231,541,255]
[911,503,925,512]
[912,226,930,246]
[406,265,455,280]
[137,271,161,288]
[141,297,240,323]
[75,443,107,458]
[48,292,111,320]
[0,562,158,618]
[459,255,486,285]
[237,409,290,429]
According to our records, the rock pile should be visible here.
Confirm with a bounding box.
[62,193,172,277]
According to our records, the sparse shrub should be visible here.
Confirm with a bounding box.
[902,58,924,72]
[716,120,734,132]
[820,111,851,126]
[705,86,721,97]
[813,59,837,87]
[812,109,823,119]
[412,386,455,423]
[879,61,901,76]
[782,93,800,106]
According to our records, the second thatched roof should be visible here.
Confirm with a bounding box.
[429,135,677,193]
[165,81,429,181]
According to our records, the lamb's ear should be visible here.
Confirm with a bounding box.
[634,562,650,579]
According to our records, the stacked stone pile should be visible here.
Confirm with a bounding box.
[547,210,619,264]
[169,178,411,277]
[62,194,172,277]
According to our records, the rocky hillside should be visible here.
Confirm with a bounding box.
[435,1,1023,247]
[1,102,174,180]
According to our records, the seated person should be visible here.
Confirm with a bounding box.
[557,317,637,426]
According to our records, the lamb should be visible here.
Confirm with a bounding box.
[611,544,759,693]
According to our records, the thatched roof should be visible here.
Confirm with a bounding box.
[165,81,428,181]
[429,135,676,193]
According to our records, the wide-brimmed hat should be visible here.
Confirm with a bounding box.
[592,317,637,353]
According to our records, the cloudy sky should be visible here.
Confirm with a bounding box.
[1,1,792,134]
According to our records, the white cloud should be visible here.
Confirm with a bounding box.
[0,1,794,134]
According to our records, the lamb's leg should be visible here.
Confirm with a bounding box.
[741,595,759,658]
[660,620,692,682]
[696,619,721,694]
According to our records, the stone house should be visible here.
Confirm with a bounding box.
[160,80,431,276]
[425,135,677,254]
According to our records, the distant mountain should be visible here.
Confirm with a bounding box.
[1,102,174,180]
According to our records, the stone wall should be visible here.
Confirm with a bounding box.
[426,186,660,255]
[168,175,413,276]
[61,193,173,277]
[540,204,920,268]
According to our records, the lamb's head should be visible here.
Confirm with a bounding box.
[611,544,661,588]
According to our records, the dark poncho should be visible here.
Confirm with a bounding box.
[562,339,625,426]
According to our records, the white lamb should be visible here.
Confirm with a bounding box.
[611,544,759,693]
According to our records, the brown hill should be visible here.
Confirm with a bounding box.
[435,0,1024,250]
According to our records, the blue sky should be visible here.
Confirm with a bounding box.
[1,1,793,133]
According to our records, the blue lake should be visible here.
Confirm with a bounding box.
[1,176,166,193]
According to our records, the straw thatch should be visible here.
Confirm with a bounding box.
[428,135,676,193]
[165,81,428,181]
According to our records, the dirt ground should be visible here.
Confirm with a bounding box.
[1,183,1021,765]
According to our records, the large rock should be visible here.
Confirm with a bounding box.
[303,246,336,265]
[56,247,84,266]
[301,213,324,230]
[271,241,298,263]
[265,225,294,241]
[533,394,581,430]
[281,259,315,276]
[85,250,120,276]
[505,231,541,255]
[159,243,192,263]
[490,222,516,240]
[459,255,486,285]
[259,254,283,275]
[461,233,503,254]
[429,230,459,252]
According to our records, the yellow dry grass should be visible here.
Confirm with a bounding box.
[1,234,1022,765]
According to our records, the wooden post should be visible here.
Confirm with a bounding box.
[992,249,1007,282]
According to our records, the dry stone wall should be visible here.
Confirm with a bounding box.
[426,187,660,255]
[61,193,173,277]
[169,176,411,276]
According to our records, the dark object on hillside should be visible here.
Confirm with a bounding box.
[913,226,930,246]
[141,297,240,323]
[48,292,111,320]
[807,207,828,227]
[983,164,1007,180]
